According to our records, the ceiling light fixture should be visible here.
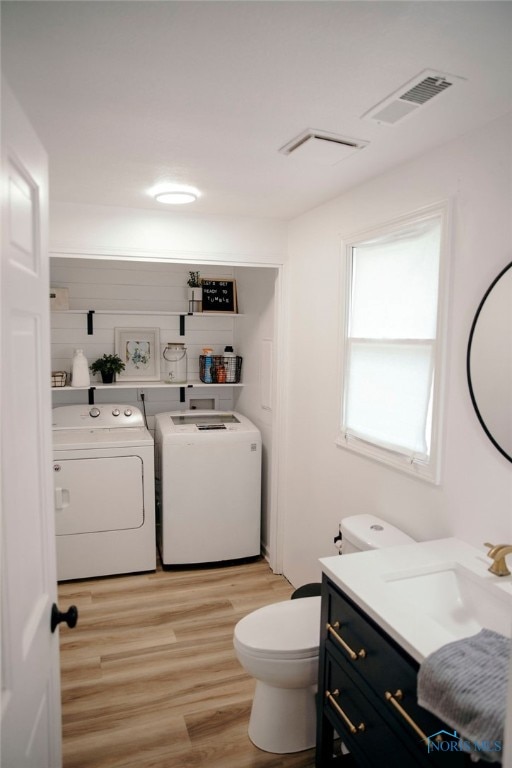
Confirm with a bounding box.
[149,184,201,205]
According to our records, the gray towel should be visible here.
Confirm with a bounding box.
[417,628,509,763]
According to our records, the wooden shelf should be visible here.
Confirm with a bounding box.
[51,310,243,317]
[53,380,244,391]
[53,379,244,404]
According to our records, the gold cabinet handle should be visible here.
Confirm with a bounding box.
[326,689,365,735]
[326,622,366,660]
[384,690,428,742]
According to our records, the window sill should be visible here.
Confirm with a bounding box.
[335,433,440,485]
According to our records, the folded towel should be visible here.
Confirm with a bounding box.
[417,628,509,763]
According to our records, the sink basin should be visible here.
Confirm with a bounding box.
[384,563,512,640]
[321,538,512,661]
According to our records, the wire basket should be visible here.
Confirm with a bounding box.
[199,355,242,384]
[51,371,67,387]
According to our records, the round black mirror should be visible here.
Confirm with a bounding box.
[467,261,512,463]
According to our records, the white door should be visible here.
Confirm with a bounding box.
[1,78,63,767]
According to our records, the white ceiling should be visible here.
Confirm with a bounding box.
[2,1,512,220]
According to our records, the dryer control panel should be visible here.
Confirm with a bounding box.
[52,404,145,429]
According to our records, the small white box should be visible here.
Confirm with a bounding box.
[50,287,69,311]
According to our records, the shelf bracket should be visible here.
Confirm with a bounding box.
[88,387,96,405]
[180,314,186,336]
[179,383,194,403]
[87,310,95,335]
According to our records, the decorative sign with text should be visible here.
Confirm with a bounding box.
[200,279,238,313]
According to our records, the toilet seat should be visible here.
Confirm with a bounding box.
[234,596,321,660]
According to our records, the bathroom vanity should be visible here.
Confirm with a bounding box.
[316,576,469,766]
[316,539,510,767]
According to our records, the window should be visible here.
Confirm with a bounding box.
[338,204,449,482]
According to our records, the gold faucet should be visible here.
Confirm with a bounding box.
[484,542,512,576]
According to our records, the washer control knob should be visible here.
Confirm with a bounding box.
[124,408,133,417]
[112,408,120,417]
[89,407,101,418]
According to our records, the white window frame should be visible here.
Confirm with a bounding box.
[336,202,451,484]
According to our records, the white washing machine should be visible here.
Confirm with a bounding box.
[52,404,156,581]
[155,410,261,565]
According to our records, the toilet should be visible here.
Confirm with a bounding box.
[233,513,414,754]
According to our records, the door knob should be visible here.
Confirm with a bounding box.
[51,603,78,633]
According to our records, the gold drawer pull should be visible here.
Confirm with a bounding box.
[326,689,365,735]
[326,622,366,660]
[385,690,428,742]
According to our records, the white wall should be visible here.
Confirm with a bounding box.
[50,202,287,265]
[50,258,239,420]
[283,113,512,587]
[233,266,279,556]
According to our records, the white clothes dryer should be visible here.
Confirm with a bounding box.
[52,404,156,581]
[155,410,261,565]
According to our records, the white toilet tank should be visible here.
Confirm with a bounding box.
[341,513,414,554]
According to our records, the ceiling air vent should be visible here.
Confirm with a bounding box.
[400,76,452,105]
[279,129,368,166]
[363,69,464,125]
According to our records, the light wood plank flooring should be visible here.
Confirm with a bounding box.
[58,557,316,768]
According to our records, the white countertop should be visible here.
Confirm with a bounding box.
[320,538,512,664]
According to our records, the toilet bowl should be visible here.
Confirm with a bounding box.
[233,596,321,754]
[233,514,415,754]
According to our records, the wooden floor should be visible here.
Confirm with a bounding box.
[58,557,317,768]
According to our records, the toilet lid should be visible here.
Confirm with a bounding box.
[234,596,321,660]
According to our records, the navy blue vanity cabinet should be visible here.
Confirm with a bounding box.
[316,576,471,767]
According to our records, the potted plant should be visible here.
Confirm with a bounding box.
[187,271,202,312]
[90,353,125,384]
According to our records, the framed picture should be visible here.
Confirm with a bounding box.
[115,327,161,381]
